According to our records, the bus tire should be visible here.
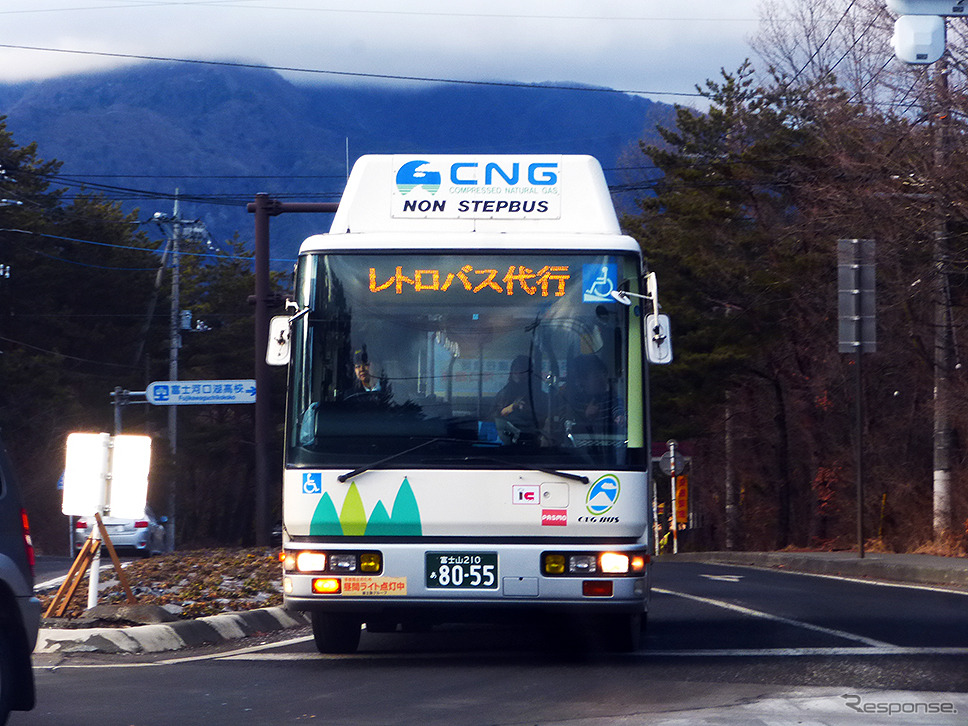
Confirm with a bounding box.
[311,611,362,654]
[601,612,642,653]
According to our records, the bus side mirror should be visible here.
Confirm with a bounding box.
[646,314,673,365]
[267,315,292,366]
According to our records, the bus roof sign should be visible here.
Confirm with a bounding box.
[329,155,622,236]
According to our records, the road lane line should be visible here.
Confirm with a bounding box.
[214,645,968,661]
[653,587,896,648]
[638,646,968,657]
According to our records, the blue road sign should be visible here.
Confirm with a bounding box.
[146,379,256,406]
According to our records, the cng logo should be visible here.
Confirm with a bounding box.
[585,474,620,515]
[395,160,441,195]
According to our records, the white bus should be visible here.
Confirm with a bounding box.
[269,155,672,653]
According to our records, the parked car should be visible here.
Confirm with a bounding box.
[73,506,167,557]
[0,437,38,723]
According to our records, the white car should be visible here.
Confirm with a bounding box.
[73,506,167,557]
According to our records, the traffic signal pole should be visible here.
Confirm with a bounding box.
[248,195,338,546]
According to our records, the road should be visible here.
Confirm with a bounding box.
[17,561,968,725]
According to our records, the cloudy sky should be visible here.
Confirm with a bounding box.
[0,0,770,105]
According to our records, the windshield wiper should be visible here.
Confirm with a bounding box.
[338,438,450,482]
[443,455,589,484]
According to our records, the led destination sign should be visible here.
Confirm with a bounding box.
[369,264,571,296]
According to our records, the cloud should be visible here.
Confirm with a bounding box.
[0,0,765,104]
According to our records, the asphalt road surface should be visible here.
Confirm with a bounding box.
[18,561,968,725]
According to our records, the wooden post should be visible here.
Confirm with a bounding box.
[44,537,100,618]
[94,512,137,605]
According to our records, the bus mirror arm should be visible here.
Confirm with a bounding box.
[609,272,661,319]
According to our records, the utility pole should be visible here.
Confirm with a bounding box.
[887,2,957,541]
[932,59,953,539]
[152,193,211,550]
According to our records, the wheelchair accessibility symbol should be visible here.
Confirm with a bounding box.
[302,473,322,494]
[583,264,617,303]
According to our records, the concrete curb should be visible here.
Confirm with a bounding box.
[662,551,968,590]
[36,606,311,655]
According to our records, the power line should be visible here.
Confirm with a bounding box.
[785,0,858,88]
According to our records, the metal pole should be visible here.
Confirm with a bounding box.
[113,387,123,435]
[856,345,865,559]
[247,197,338,549]
[253,193,272,547]
[87,435,110,610]
[167,196,180,551]
[668,439,678,555]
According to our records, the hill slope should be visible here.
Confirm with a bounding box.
[0,63,673,258]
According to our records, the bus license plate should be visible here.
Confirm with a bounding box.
[425,553,498,589]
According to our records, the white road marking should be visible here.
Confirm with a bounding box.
[699,574,744,582]
[212,645,968,661]
[653,587,896,648]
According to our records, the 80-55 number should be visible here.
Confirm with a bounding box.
[426,553,498,589]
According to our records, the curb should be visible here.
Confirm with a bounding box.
[35,606,311,655]
[662,551,968,590]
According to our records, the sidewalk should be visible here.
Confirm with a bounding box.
[662,550,968,590]
[35,551,968,656]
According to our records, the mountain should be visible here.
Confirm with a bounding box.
[0,63,674,260]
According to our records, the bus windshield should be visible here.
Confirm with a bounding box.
[287,252,642,471]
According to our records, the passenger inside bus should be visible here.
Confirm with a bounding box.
[555,354,626,439]
[490,354,548,444]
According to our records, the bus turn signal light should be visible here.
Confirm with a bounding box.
[312,578,341,594]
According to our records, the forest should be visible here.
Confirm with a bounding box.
[3,0,968,556]
[0,137,287,552]
[624,0,968,554]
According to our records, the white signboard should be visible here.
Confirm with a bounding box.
[390,155,562,220]
[63,433,151,518]
[146,379,256,405]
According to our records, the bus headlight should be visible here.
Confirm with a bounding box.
[284,550,384,575]
[296,552,327,572]
[541,550,648,577]
[599,552,630,574]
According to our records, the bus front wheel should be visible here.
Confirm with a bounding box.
[311,611,362,654]
[600,612,642,652]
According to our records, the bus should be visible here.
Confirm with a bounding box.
[269,155,672,653]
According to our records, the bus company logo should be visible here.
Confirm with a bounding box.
[541,509,567,526]
[513,484,540,505]
[585,474,621,515]
[395,160,441,195]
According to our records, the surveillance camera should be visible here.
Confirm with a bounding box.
[892,14,946,64]
[887,0,966,16]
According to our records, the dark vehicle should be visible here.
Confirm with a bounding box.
[0,439,38,723]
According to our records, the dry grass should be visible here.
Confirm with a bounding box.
[40,548,283,621]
